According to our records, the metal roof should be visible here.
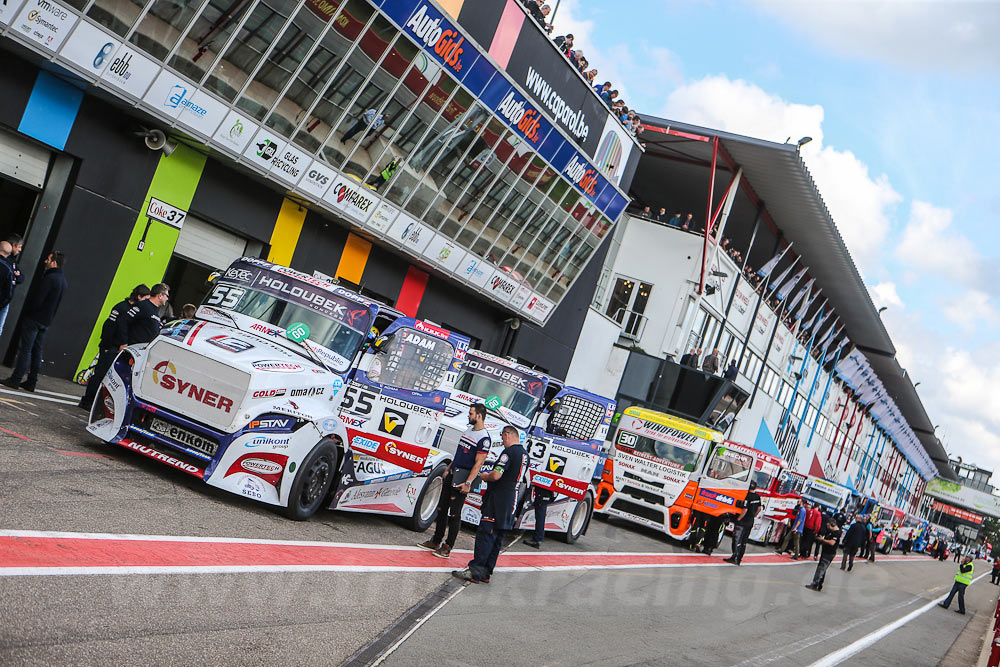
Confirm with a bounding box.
[636,114,956,481]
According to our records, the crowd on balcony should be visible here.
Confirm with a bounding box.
[519,1,642,136]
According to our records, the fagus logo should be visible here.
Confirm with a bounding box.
[404,5,464,72]
[563,155,599,197]
[496,92,541,144]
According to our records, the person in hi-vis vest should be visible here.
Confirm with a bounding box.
[938,555,974,615]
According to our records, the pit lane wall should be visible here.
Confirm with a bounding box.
[0,0,637,380]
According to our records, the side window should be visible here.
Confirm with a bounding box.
[706,448,752,481]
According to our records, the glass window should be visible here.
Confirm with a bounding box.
[706,447,752,482]
[88,0,150,37]
[202,0,299,102]
[234,3,330,121]
[367,327,455,394]
[168,0,254,84]
[453,369,541,420]
[129,0,204,61]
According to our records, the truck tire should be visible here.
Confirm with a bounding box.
[408,463,446,532]
[561,493,593,544]
[282,440,338,521]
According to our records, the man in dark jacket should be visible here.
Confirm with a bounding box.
[841,515,867,571]
[2,251,67,392]
[126,283,169,345]
[78,284,150,411]
[0,242,14,336]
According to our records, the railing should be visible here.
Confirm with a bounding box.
[611,308,647,341]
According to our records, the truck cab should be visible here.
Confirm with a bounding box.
[716,441,796,544]
[594,407,758,544]
[88,257,468,524]
[800,476,852,515]
[438,350,615,543]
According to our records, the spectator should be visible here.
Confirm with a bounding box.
[682,213,695,231]
[667,212,683,227]
[723,361,738,380]
[554,33,573,55]
[584,69,597,83]
[640,205,652,218]
[78,284,150,411]
[799,502,822,560]
[1,233,24,336]
[595,81,611,97]
[342,108,384,144]
[180,303,197,319]
[0,242,13,337]
[777,500,806,556]
[805,516,841,592]
[2,251,67,393]
[679,348,698,368]
[702,348,721,374]
[841,514,866,571]
[654,207,668,222]
[576,56,588,74]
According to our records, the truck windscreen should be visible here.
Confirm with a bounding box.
[805,486,844,509]
[203,284,368,372]
[453,372,540,419]
[367,328,455,394]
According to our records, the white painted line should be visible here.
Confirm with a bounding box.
[34,388,83,400]
[371,583,467,666]
[0,387,78,406]
[809,571,991,667]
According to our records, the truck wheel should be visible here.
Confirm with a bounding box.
[561,493,593,544]
[282,440,338,521]
[408,463,446,532]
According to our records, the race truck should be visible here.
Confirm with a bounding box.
[800,476,853,514]
[873,504,906,553]
[87,257,469,525]
[436,350,616,543]
[715,442,799,544]
[594,407,759,546]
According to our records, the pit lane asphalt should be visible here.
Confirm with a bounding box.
[1,371,996,666]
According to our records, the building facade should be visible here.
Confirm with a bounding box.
[0,0,640,381]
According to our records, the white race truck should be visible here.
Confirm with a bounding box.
[87,257,469,525]
[436,350,616,543]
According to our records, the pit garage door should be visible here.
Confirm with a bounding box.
[0,128,50,190]
[173,215,252,270]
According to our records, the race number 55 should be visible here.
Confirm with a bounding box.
[341,385,376,415]
[206,284,245,309]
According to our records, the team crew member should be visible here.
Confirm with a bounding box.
[725,481,761,565]
[799,502,822,560]
[939,555,974,614]
[841,514,867,571]
[805,516,841,592]
[419,403,491,559]
[125,283,169,344]
[78,284,150,411]
[453,425,529,584]
[524,486,554,549]
[777,500,806,557]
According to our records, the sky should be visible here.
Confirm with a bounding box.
[552,0,1000,483]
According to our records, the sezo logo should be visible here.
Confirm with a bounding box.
[256,139,277,161]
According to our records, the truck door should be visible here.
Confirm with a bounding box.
[690,444,757,518]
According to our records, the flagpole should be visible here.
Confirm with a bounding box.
[778,326,818,460]
[748,297,789,410]
[795,318,837,437]
[857,427,877,490]
[802,344,843,455]
[713,202,763,350]
[736,242,791,372]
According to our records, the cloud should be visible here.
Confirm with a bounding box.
[549,0,682,105]
[941,289,1000,333]
[895,200,984,286]
[661,76,901,273]
[753,0,1000,73]
[871,282,903,311]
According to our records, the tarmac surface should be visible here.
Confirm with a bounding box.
[0,368,996,666]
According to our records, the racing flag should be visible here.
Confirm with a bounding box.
[775,266,808,301]
[756,246,786,279]
[803,298,828,333]
[767,256,800,298]
[793,281,817,321]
